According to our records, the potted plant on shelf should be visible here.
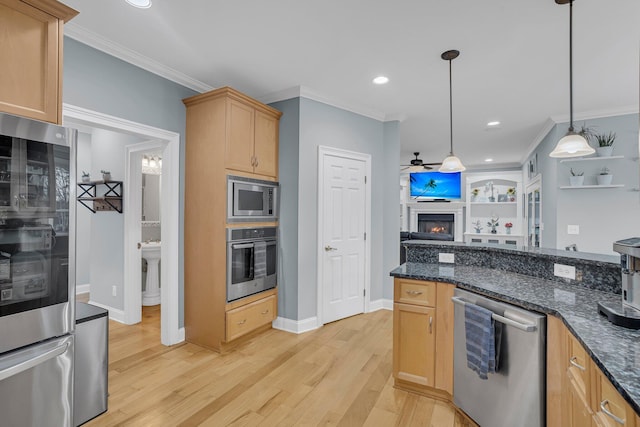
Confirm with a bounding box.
[471,188,479,202]
[101,170,111,181]
[505,222,513,235]
[81,171,90,183]
[569,168,584,186]
[506,187,516,202]
[487,215,499,234]
[597,167,613,186]
[472,220,483,234]
[594,132,616,157]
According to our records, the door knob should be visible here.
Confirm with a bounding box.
[324,245,337,251]
[137,242,141,249]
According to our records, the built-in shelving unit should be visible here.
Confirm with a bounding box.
[77,180,123,213]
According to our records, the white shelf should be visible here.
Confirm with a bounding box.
[464,232,523,237]
[559,155,624,163]
[469,201,516,205]
[559,184,624,189]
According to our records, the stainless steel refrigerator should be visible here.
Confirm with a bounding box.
[0,112,76,426]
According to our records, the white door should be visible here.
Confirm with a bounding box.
[320,151,367,324]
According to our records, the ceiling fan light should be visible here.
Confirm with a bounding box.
[549,131,595,158]
[408,165,427,173]
[439,155,466,173]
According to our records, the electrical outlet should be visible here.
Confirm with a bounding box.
[439,253,455,263]
[567,225,580,235]
[112,286,117,297]
[554,263,576,280]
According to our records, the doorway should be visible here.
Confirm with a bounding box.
[63,104,182,346]
[316,146,371,325]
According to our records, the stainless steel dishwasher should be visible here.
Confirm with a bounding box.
[452,288,546,427]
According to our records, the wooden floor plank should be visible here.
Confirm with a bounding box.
[85,304,464,427]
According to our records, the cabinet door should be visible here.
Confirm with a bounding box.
[592,368,636,427]
[393,302,436,387]
[253,110,278,178]
[0,0,59,123]
[225,99,255,174]
[568,369,594,427]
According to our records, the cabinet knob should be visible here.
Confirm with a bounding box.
[237,319,247,325]
[255,157,259,167]
[569,356,586,371]
[429,316,433,334]
[600,400,625,425]
[261,309,269,315]
[406,290,423,296]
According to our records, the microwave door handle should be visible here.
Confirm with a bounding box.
[231,243,255,250]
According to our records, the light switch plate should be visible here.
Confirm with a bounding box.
[567,225,580,235]
[439,253,455,263]
[554,263,576,280]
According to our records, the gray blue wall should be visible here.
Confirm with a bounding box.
[525,113,640,254]
[63,37,198,326]
[275,96,400,321]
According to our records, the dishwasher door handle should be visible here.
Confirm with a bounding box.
[451,296,537,332]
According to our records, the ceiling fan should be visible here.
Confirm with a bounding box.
[401,152,442,171]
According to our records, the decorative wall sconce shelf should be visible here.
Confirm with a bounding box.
[77,180,123,213]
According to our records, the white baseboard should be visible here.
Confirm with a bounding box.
[87,300,126,324]
[76,284,90,295]
[369,298,393,312]
[272,316,321,334]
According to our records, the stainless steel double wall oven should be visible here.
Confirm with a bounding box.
[0,113,76,426]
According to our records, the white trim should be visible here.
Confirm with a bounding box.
[520,118,556,165]
[368,299,393,312]
[75,284,90,295]
[272,316,321,334]
[63,104,183,346]
[87,300,126,324]
[316,146,372,327]
[65,24,213,94]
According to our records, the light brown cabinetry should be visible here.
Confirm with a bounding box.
[0,0,77,124]
[393,278,454,398]
[183,87,281,352]
[224,94,279,178]
[547,315,637,427]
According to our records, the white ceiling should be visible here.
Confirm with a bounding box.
[62,0,639,169]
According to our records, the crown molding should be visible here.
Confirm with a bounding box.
[258,85,404,122]
[65,23,214,94]
[520,117,557,164]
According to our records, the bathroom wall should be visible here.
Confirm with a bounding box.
[142,173,161,242]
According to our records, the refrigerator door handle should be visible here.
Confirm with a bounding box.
[0,341,69,382]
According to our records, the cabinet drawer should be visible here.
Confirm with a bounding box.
[567,333,590,395]
[592,369,636,427]
[226,295,276,342]
[394,279,437,306]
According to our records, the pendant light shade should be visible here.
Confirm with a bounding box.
[549,0,595,158]
[439,50,466,173]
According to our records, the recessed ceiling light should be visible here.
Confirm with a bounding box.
[487,121,500,127]
[125,0,152,8]
[485,158,494,162]
[373,76,389,85]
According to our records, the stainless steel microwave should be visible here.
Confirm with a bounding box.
[227,175,278,222]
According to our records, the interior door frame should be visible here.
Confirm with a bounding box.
[316,145,372,326]
[63,104,183,346]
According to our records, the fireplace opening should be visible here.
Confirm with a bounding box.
[415,213,454,241]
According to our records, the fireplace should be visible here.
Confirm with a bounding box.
[415,213,455,241]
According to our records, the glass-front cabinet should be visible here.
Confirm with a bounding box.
[525,176,542,248]
[464,171,524,246]
[0,136,56,215]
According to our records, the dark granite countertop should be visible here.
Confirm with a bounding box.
[390,262,640,415]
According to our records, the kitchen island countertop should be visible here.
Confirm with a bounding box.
[391,261,640,415]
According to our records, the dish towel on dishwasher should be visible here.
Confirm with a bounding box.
[464,303,502,379]
[253,241,267,279]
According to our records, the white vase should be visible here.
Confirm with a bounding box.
[597,174,613,185]
[596,146,614,157]
[569,176,584,186]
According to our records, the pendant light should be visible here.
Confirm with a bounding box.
[439,50,466,173]
[549,0,595,158]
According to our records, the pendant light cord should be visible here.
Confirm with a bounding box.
[568,0,574,132]
[448,58,454,155]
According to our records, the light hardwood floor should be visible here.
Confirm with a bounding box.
[79,297,466,426]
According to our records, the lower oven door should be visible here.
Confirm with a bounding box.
[227,239,277,302]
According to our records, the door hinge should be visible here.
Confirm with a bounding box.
[363,289,366,297]
[364,176,367,184]
[364,232,366,241]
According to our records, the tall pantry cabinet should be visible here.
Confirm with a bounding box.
[183,87,282,352]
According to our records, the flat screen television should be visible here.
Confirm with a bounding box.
[409,171,461,200]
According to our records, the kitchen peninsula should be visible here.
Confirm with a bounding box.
[391,240,640,426]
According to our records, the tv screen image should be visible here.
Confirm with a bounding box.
[409,171,461,199]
